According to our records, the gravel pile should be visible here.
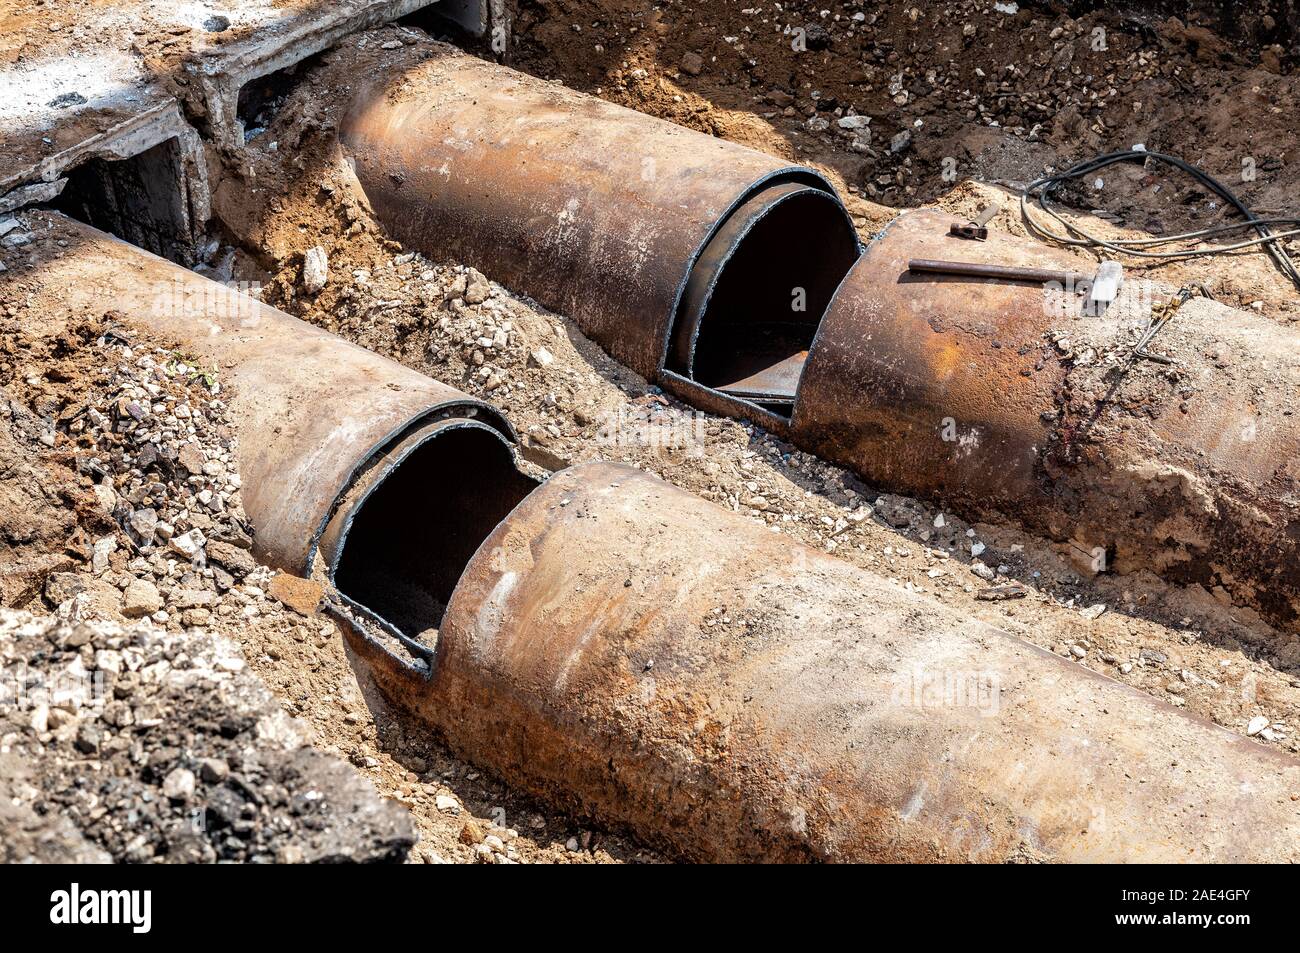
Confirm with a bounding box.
[47,324,263,628]
[0,608,415,863]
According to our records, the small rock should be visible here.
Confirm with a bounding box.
[121,578,162,618]
[890,130,913,153]
[176,442,207,475]
[91,536,117,574]
[975,582,1028,601]
[1139,647,1168,666]
[128,507,159,545]
[435,794,462,814]
[169,529,207,561]
[680,51,704,75]
[458,819,485,844]
[206,540,258,578]
[1079,603,1107,621]
[1247,715,1270,736]
[183,607,212,626]
[75,724,101,755]
[268,573,324,617]
[162,767,196,801]
[303,246,329,295]
[198,758,229,783]
[463,268,492,305]
[91,484,117,516]
[169,588,214,610]
[528,347,555,369]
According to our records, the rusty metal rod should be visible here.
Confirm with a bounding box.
[907,257,1085,284]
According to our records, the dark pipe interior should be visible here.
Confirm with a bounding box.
[333,426,537,644]
[690,192,860,417]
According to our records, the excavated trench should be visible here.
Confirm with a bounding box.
[9,11,1300,863]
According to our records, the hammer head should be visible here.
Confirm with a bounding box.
[1084,261,1123,309]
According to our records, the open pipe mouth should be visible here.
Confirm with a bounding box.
[320,418,538,664]
[668,182,861,419]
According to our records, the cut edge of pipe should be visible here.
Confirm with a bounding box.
[309,401,516,670]
[656,165,856,381]
[788,207,906,430]
[315,407,536,678]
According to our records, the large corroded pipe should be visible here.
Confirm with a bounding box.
[355,462,1300,863]
[338,51,1300,626]
[339,44,861,390]
[799,208,1300,627]
[10,211,515,637]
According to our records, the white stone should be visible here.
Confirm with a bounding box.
[162,767,196,801]
[302,246,329,294]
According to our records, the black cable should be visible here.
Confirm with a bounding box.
[1021,150,1300,291]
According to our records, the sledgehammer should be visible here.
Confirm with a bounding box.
[908,258,1124,310]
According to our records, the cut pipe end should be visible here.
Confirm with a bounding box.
[319,415,538,662]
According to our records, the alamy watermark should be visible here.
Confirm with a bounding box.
[150,278,263,328]
[595,404,707,457]
[890,665,1001,717]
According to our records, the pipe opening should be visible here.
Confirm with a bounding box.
[49,137,194,264]
[333,424,537,645]
[669,184,860,418]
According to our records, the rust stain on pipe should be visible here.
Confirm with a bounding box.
[795,209,1071,510]
[363,462,1300,863]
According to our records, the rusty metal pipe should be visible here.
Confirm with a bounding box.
[18,213,1300,861]
[14,212,518,658]
[337,51,1300,625]
[797,208,1300,627]
[338,44,862,395]
[359,461,1300,863]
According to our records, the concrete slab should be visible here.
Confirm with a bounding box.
[0,0,473,209]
